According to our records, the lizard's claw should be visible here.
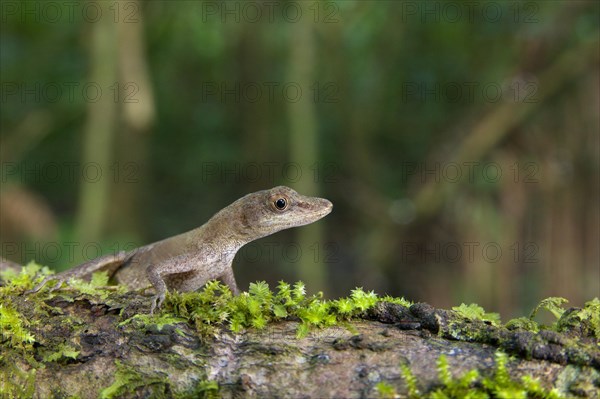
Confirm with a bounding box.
[150,292,165,314]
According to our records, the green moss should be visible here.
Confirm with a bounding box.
[63,271,127,301]
[381,295,413,308]
[555,365,600,396]
[160,280,388,338]
[0,301,36,349]
[0,266,52,396]
[503,297,600,340]
[0,362,36,399]
[41,343,80,363]
[452,303,500,326]
[504,317,539,332]
[100,360,170,399]
[388,352,564,399]
[375,381,398,399]
[431,354,482,399]
[399,362,421,398]
[556,298,600,339]
[99,361,219,399]
[0,261,52,291]
[174,380,220,399]
[529,297,569,321]
[118,313,187,332]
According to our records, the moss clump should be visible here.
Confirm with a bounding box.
[41,343,80,363]
[375,381,399,399]
[400,362,421,398]
[384,352,564,399]
[0,364,37,399]
[505,296,600,342]
[118,312,187,332]
[452,303,501,326]
[0,262,50,352]
[66,270,127,300]
[556,298,600,339]
[0,261,53,292]
[175,380,220,399]
[504,317,539,332]
[99,361,170,399]
[0,302,36,349]
[160,280,410,338]
[0,263,131,397]
[99,360,220,399]
[529,297,569,321]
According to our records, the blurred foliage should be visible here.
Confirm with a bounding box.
[1,1,598,317]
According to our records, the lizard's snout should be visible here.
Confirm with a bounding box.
[311,197,333,219]
[322,198,333,214]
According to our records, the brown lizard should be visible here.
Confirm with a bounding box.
[28,186,333,312]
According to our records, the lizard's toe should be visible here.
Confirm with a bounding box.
[150,293,165,314]
[25,276,63,294]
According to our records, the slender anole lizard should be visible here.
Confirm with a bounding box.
[28,186,332,312]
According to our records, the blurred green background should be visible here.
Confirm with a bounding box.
[1,1,598,318]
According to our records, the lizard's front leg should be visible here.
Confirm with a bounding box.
[147,263,168,314]
[219,267,240,295]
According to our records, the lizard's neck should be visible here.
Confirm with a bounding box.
[187,187,332,254]
[196,203,259,252]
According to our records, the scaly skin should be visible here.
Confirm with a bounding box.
[28,186,333,312]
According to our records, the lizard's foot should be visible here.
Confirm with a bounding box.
[150,292,165,314]
[25,276,65,295]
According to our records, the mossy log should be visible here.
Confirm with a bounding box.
[2,285,599,399]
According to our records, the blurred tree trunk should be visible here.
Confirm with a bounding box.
[411,36,598,311]
[322,5,400,296]
[413,38,598,219]
[75,1,119,257]
[582,71,600,303]
[287,4,326,293]
[111,0,155,240]
[542,67,599,308]
[238,20,271,174]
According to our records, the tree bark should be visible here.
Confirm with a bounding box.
[2,289,598,399]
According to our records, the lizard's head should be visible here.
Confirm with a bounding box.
[234,186,333,239]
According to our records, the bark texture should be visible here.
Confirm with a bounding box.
[1,291,599,398]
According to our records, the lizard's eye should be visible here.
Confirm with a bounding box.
[274,198,288,210]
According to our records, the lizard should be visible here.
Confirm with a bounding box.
[27,186,333,313]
